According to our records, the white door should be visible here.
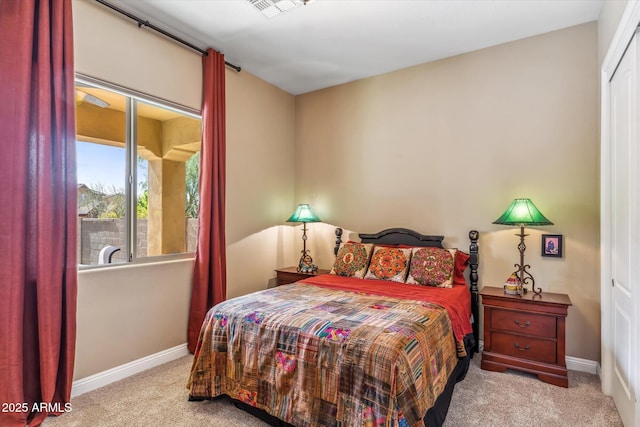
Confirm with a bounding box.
[608,31,639,427]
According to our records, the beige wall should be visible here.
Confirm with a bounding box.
[73,0,296,379]
[74,259,192,379]
[225,65,297,299]
[72,0,605,378]
[296,23,600,361]
[73,0,201,109]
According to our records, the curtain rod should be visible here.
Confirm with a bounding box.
[94,0,241,72]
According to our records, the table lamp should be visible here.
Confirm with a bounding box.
[286,204,321,273]
[493,198,553,295]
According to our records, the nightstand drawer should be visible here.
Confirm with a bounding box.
[490,308,556,338]
[490,332,557,364]
[277,271,307,285]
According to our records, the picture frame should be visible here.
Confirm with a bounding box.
[541,234,563,257]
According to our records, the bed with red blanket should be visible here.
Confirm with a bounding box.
[187,228,479,427]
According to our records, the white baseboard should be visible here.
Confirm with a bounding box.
[71,343,190,397]
[478,340,598,375]
[566,356,599,375]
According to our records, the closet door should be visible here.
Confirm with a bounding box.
[608,31,639,427]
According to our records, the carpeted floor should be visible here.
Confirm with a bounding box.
[43,354,622,426]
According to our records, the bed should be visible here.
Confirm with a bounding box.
[187,227,480,427]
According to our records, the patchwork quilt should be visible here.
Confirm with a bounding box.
[187,281,460,427]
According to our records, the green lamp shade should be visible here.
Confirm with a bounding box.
[286,204,321,223]
[493,198,553,226]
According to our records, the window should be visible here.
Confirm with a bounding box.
[75,76,201,266]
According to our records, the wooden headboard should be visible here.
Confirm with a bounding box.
[333,227,480,355]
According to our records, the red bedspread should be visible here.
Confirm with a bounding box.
[299,274,473,345]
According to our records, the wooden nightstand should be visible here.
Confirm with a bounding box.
[274,266,330,286]
[480,286,572,387]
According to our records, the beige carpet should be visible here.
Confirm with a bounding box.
[43,355,622,427]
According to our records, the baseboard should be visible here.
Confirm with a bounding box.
[565,356,599,375]
[71,343,190,397]
[478,340,598,375]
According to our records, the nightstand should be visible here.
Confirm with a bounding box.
[274,266,331,286]
[480,286,572,387]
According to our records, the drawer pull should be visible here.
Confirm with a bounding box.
[513,342,530,351]
[514,319,530,328]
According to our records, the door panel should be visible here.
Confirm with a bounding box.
[613,301,631,398]
[609,33,638,427]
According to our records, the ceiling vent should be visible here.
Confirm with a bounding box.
[247,0,312,18]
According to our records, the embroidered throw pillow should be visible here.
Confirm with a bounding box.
[406,247,457,288]
[364,246,412,282]
[330,242,373,278]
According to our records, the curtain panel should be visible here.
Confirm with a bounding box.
[188,49,227,353]
[0,0,77,426]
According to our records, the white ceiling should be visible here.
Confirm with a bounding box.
[103,0,604,95]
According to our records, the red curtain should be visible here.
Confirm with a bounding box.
[0,1,77,426]
[188,49,227,353]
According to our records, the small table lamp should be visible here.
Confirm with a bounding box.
[286,204,321,273]
[493,198,553,295]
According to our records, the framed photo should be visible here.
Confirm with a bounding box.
[541,234,563,257]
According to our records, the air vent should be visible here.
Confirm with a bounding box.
[247,0,311,18]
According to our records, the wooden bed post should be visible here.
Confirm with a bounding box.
[469,230,480,354]
[334,228,343,256]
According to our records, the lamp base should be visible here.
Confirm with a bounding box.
[512,226,542,296]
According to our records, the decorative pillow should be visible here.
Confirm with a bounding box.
[364,246,412,282]
[330,242,374,278]
[453,251,470,285]
[406,247,457,288]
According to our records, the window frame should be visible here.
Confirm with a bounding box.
[75,73,201,269]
